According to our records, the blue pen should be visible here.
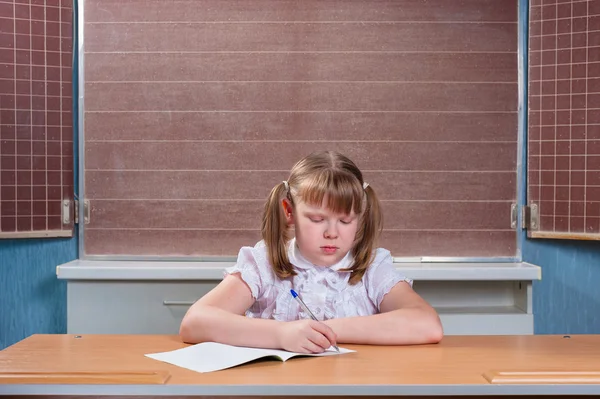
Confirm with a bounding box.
[290,289,340,352]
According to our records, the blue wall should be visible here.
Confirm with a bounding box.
[525,238,600,334]
[0,236,77,349]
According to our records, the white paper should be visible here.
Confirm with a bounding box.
[145,342,355,373]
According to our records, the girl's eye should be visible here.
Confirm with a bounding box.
[309,217,324,223]
[340,219,352,225]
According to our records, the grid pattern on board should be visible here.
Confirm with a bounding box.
[83,0,519,257]
[0,0,74,236]
[528,0,600,236]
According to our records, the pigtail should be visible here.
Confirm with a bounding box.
[260,182,296,279]
[348,184,384,285]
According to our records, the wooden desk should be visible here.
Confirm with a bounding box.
[1,334,600,397]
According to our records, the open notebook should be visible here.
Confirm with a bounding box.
[145,342,355,373]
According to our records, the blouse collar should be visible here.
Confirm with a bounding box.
[288,238,353,272]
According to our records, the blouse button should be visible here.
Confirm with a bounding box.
[326,276,339,286]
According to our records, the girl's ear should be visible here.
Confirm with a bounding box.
[281,199,294,225]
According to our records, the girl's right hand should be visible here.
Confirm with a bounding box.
[276,319,338,353]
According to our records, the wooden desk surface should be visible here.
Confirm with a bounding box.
[1,334,600,396]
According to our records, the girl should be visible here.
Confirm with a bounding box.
[180,151,443,353]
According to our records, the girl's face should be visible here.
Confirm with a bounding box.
[285,196,359,267]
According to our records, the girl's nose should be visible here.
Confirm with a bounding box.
[324,223,338,238]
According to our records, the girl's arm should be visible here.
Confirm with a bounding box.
[179,273,337,353]
[323,281,443,345]
[179,273,280,347]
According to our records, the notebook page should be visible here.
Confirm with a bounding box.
[145,342,355,373]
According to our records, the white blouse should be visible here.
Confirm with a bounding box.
[225,238,412,321]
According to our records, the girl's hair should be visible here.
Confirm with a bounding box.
[260,150,383,285]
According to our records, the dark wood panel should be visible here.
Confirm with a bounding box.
[85,228,263,256]
[85,52,517,83]
[84,82,517,112]
[84,229,516,257]
[83,0,519,256]
[85,142,517,172]
[85,22,517,53]
[84,112,517,142]
[89,199,511,231]
[86,170,515,201]
[86,0,518,23]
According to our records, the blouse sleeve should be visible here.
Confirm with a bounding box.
[224,244,268,300]
[364,249,413,310]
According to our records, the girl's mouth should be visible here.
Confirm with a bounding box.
[321,246,337,254]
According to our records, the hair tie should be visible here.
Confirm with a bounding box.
[282,180,289,191]
[363,182,369,190]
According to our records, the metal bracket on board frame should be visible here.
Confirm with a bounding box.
[63,199,90,225]
[521,204,539,230]
[73,199,90,225]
